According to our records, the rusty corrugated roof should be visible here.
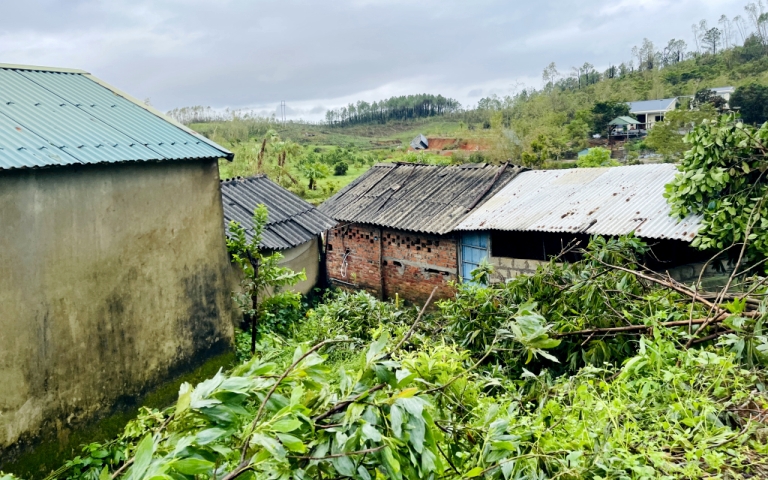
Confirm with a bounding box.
[318,162,526,235]
[456,164,701,242]
[221,175,337,250]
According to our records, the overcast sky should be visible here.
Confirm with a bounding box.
[0,0,749,120]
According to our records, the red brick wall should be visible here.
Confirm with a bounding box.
[381,229,458,304]
[326,224,383,296]
[326,223,458,304]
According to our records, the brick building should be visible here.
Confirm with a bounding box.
[318,162,524,303]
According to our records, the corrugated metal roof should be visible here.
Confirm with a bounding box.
[318,162,526,235]
[0,63,232,171]
[711,86,735,95]
[608,116,640,126]
[456,164,701,242]
[221,175,337,250]
[628,98,678,114]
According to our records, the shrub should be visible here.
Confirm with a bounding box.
[333,161,349,176]
[576,147,619,168]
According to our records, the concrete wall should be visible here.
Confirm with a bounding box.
[275,237,321,296]
[0,159,236,466]
[326,224,457,304]
[487,255,551,283]
[231,237,321,298]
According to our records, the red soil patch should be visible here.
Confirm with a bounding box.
[425,137,489,152]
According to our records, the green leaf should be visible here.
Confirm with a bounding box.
[367,331,390,364]
[381,447,402,480]
[276,433,306,453]
[331,455,356,477]
[361,423,382,443]
[195,427,231,445]
[128,435,154,480]
[272,416,302,433]
[390,404,404,439]
[171,458,214,475]
[465,466,484,477]
[251,433,286,460]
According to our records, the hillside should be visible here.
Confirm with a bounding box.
[181,18,768,203]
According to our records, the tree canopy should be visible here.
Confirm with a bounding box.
[324,94,461,126]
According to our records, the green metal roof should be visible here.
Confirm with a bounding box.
[0,63,233,171]
[607,116,640,126]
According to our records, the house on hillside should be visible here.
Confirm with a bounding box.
[455,164,709,283]
[220,175,337,295]
[628,98,678,129]
[0,63,236,467]
[318,162,525,303]
[711,86,735,103]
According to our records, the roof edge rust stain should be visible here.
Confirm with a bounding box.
[0,63,233,171]
[318,162,527,235]
[455,164,701,242]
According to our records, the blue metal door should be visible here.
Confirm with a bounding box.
[461,233,489,283]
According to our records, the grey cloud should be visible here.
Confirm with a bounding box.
[0,0,747,111]
[467,89,484,98]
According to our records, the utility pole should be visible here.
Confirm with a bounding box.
[280,101,286,125]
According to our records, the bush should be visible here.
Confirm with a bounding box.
[576,147,619,168]
[333,161,349,176]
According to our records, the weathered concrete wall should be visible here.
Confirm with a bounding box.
[276,237,321,296]
[228,237,321,304]
[488,255,551,283]
[0,159,236,467]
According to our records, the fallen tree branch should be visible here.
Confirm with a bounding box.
[555,315,730,338]
[238,339,353,463]
[292,445,386,460]
[392,286,438,352]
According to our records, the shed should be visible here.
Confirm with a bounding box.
[0,63,235,469]
[221,175,337,294]
[455,164,708,283]
[410,134,429,150]
[319,162,525,302]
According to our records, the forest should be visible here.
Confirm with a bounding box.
[322,94,462,127]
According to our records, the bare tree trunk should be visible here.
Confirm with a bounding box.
[251,260,260,355]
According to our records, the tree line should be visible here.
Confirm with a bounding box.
[323,94,461,126]
[477,0,768,104]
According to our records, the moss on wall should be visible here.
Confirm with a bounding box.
[3,350,235,479]
[0,159,238,472]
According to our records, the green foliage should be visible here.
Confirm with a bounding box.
[297,154,330,190]
[731,83,768,125]
[325,94,461,126]
[592,101,630,134]
[576,147,618,168]
[46,289,768,480]
[333,161,349,176]
[295,290,415,347]
[227,205,306,352]
[645,102,718,158]
[665,115,768,259]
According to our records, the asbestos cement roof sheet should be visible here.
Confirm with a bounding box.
[456,164,701,242]
[0,63,232,171]
[221,175,337,250]
[318,162,526,235]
